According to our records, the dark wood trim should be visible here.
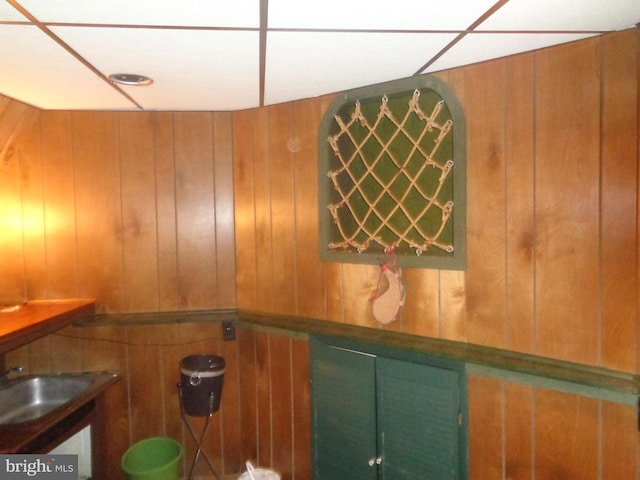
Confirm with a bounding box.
[235,310,640,402]
[76,308,640,404]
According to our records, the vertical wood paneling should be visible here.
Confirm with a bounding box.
[270,335,294,478]
[20,123,47,299]
[601,402,637,479]
[253,108,274,312]
[439,270,467,341]
[233,109,258,309]
[118,112,160,311]
[505,53,535,354]
[153,113,181,310]
[254,331,272,466]
[174,113,217,309]
[460,60,508,349]
[600,29,638,372]
[39,112,78,299]
[467,376,503,480]
[219,333,242,474]
[126,324,165,441]
[534,390,600,479]
[72,112,123,312]
[401,268,440,337]
[438,68,468,343]
[293,98,326,320]
[159,323,182,440]
[213,112,237,309]
[291,337,311,479]
[0,120,26,302]
[0,96,40,166]
[268,103,297,315]
[237,327,258,463]
[341,263,379,328]
[534,39,601,364]
[504,383,533,480]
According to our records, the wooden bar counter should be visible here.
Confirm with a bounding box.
[0,299,95,355]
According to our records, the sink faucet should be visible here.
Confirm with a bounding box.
[0,366,22,383]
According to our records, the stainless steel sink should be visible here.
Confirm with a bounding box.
[0,372,118,426]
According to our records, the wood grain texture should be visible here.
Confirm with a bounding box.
[0,96,40,166]
[0,116,26,303]
[293,98,326,320]
[504,53,535,355]
[467,375,503,480]
[174,112,217,310]
[534,389,600,479]
[72,112,123,312]
[233,109,258,310]
[118,112,160,312]
[504,383,533,480]
[2,26,639,480]
[533,39,601,365]
[213,112,237,309]
[600,29,638,372]
[458,59,508,349]
[39,112,78,299]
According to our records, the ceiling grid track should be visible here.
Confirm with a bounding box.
[0,0,637,111]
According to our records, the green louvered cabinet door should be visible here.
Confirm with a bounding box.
[311,336,465,480]
[377,357,461,479]
[311,342,378,479]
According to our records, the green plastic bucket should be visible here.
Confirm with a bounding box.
[121,437,183,480]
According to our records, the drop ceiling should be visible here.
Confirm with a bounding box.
[1,0,638,111]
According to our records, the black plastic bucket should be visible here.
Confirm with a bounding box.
[179,354,225,416]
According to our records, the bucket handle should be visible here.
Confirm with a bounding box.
[189,373,201,386]
[245,461,256,480]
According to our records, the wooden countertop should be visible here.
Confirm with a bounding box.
[0,299,95,355]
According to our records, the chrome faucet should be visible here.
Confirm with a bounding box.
[0,366,22,382]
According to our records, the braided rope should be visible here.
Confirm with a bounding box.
[327,89,455,255]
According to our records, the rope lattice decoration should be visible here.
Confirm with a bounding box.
[326,89,455,256]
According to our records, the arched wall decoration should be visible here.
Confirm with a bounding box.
[318,75,466,269]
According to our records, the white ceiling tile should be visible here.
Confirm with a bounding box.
[480,0,640,31]
[426,32,597,72]
[0,3,29,21]
[18,0,260,28]
[50,27,260,111]
[268,0,496,30]
[0,25,134,109]
[264,31,457,106]
[2,0,639,110]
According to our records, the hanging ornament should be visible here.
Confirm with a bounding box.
[370,248,406,325]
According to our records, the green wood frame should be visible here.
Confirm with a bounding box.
[318,75,466,269]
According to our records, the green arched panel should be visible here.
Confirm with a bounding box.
[318,75,466,270]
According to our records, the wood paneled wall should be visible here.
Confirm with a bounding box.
[232,29,640,479]
[3,110,236,312]
[1,27,639,480]
[0,97,40,303]
[234,28,639,370]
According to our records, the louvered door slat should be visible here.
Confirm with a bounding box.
[311,341,378,480]
[377,357,460,480]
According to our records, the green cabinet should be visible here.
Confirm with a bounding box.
[311,336,466,480]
